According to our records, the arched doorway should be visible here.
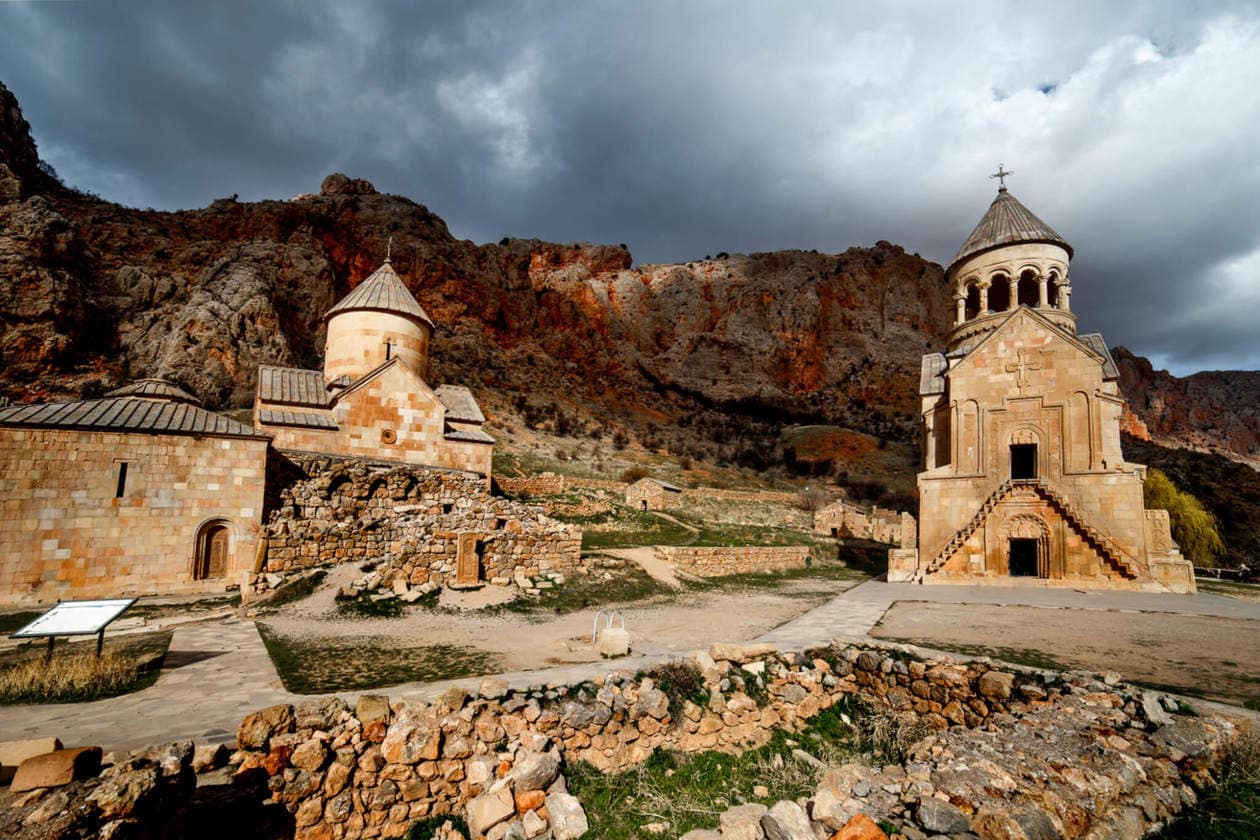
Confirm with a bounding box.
[194,520,231,580]
[1005,516,1049,578]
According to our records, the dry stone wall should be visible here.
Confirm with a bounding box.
[222,641,1235,840]
[654,545,811,576]
[4,642,1239,840]
[263,453,582,587]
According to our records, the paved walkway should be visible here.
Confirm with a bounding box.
[3,580,1257,752]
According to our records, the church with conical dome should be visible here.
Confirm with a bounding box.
[888,177,1196,593]
[254,257,493,479]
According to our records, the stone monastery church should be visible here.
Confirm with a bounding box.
[888,179,1196,593]
[0,257,566,605]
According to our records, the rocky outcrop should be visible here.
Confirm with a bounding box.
[1114,346,1260,467]
[0,82,945,444]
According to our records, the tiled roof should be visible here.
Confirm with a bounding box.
[257,409,339,430]
[950,189,1072,272]
[0,398,267,440]
[105,378,201,405]
[434,385,485,423]
[919,353,948,396]
[1078,333,1119,380]
[634,477,682,492]
[444,425,495,444]
[257,366,329,408]
[325,260,435,328]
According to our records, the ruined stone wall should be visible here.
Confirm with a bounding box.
[654,545,810,576]
[0,427,268,605]
[232,641,1232,840]
[263,453,582,585]
[680,487,799,505]
[494,473,566,496]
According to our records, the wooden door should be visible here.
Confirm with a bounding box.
[207,528,228,578]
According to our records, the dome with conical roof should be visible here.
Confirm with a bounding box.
[325,260,434,328]
[949,188,1072,274]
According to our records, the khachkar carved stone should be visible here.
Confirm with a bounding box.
[889,180,1195,593]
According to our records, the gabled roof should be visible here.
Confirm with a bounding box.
[949,189,1072,274]
[105,378,201,405]
[445,425,495,444]
[1078,333,1120,381]
[257,409,338,430]
[631,477,682,492]
[0,397,268,440]
[434,385,485,423]
[325,260,435,328]
[919,353,948,396]
[257,366,329,408]
[948,306,1105,380]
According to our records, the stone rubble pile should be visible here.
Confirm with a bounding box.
[683,673,1229,839]
[0,641,1242,840]
[256,454,583,593]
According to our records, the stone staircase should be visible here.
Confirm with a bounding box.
[916,478,1151,585]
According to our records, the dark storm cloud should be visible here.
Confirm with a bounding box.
[1,0,1258,374]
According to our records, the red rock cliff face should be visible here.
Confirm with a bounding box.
[0,82,948,439]
[1113,346,1260,467]
[2,81,1255,463]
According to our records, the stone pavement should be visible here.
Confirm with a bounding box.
[3,579,1257,753]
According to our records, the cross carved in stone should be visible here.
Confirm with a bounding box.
[1005,347,1042,395]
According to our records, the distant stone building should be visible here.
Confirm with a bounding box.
[625,477,682,511]
[889,181,1195,592]
[815,501,911,545]
[254,258,493,481]
[0,380,269,602]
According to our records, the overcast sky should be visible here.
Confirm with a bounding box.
[2,1,1258,375]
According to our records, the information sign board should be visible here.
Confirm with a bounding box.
[10,598,138,639]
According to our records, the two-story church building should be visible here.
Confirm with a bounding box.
[888,178,1196,593]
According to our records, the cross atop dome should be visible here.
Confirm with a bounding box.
[990,163,1014,192]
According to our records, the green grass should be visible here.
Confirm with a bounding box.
[1157,733,1260,839]
[408,815,470,839]
[491,563,674,616]
[0,611,43,634]
[256,624,499,694]
[566,699,907,839]
[0,631,172,704]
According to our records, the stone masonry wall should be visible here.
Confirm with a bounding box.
[230,640,1236,840]
[263,453,582,586]
[654,545,811,576]
[494,473,567,496]
[0,427,268,605]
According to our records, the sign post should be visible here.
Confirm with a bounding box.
[11,599,138,660]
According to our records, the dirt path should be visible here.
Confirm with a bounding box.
[649,511,699,533]
[261,573,857,673]
[603,547,686,589]
[870,601,1260,706]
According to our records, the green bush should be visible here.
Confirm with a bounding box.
[1144,468,1225,566]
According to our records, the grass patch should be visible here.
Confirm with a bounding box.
[566,699,919,838]
[408,814,469,839]
[0,611,43,634]
[0,631,172,704]
[492,563,674,616]
[1158,732,1260,839]
[257,625,499,694]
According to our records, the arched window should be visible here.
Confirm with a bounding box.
[1017,270,1040,307]
[988,274,1010,313]
[964,283,981,320]
[194,520,231,580]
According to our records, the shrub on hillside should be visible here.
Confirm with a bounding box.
[1144,468,1225,566]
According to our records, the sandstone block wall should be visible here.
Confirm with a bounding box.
[263,453,582,585]
[234,641,1232,840]
[654,545,809,576]
[0,428,268,604]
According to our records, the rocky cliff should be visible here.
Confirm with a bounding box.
[0,80,1255,465]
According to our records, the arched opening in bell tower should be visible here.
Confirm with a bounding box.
[1017,270,1040,307]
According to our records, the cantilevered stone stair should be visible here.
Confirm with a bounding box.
[916,479,1155,586]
